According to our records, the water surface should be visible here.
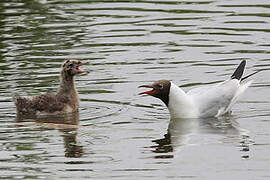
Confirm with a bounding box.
[0,0,270,179]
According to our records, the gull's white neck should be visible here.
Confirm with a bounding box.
[168,82,199,119]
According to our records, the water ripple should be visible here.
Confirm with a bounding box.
[0,0,270,179]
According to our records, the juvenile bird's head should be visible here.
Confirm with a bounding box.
[61,59,88,77]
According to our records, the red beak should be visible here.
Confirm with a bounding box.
[138,84,156,95]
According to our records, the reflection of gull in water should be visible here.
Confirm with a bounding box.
[16,112,84,158]
[152,116,252,159]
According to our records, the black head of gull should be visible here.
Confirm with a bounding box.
[139,80,171,106]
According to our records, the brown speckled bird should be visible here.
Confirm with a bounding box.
[13,60,88,117]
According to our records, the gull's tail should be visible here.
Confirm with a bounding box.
[231,60,259,81]
[231,60,246,80]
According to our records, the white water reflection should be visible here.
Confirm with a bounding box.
[153,116,252,158]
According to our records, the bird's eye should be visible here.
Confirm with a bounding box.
[157,84,164,89]
[68,63,74,67]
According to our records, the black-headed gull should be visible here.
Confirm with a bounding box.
[139,60,256,119]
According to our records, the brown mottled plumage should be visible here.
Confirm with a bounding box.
[13,60,88,117]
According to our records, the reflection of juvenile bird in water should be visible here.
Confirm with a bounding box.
[13,60,88,117]
[16,112,84,158]
[139,60,258,119]
[63,129,84,158]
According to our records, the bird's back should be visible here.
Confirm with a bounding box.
[13,93,70,116]
[187,79,240,118]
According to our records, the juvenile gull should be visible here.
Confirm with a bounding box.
[14,60,88,117]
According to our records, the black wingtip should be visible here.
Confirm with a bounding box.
[231,60,246,80]
[241,70,260,81]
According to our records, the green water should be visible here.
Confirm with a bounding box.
[0,0,270,179]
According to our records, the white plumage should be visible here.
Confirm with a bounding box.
[168,79,252,119]
[139,60,256,119]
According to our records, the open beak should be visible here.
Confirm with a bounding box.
[138,84,156,95]
[76,62,89,74]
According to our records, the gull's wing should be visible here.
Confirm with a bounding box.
[187,79,240,118]
[186,60,252,118]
